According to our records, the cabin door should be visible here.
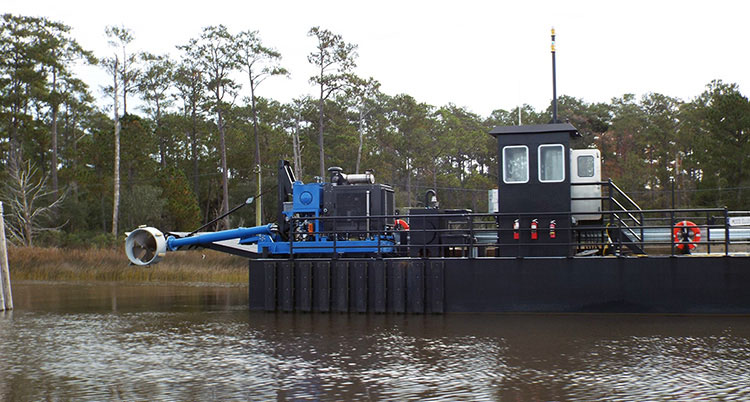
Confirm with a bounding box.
[570,149,602,222]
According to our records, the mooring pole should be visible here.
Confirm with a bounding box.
[551,27,558,123]
[0,204,5,311]
[0,201,12,310]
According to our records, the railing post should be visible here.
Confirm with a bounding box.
[568,212,573,257]
[422,214,427,258]
[288,217,294,259]
[331,217,337,257]
[616,210,622,256]
[706,211,712,255]
[376,217,382,259]
[639,210,645,253]
[670,210,675,256]
[608,179,615,229]
[468,214,475,258]
[724,208,730,256]
[516,214,521,258]
[0,201,12,311]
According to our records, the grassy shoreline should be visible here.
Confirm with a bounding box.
[7,246,249,284]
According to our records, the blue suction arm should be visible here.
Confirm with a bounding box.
[166,224,276,251]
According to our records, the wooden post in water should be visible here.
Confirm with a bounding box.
[0,205,4,311]
[0,201,12,311]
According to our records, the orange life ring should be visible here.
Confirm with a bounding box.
[394,219,410,230]
[673,220,701,251]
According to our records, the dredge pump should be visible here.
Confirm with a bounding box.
[127,160,420,265]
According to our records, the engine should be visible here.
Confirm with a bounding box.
[256,161,397,256]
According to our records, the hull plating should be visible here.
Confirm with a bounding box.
[249,256,750,314]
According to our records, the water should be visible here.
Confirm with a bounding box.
[1,282,750,401]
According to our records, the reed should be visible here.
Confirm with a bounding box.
[7,246,249,283]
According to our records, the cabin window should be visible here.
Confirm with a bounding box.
[503,145,529,184]
[577,155,595,178]
[538,144,565,183]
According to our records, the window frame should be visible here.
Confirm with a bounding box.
[502,145,529,184]
[576,154,596,178]
[537,144,566,183]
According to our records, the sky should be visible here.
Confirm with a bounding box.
[5,0,749,118]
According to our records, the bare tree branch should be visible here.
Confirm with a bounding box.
[1,158,67,246]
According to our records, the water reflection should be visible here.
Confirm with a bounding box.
[1,282,749,400]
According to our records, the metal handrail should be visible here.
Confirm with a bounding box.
[610,198,643,228]
[608,180,643,211]
[282,205,744,258]
[611,212,642,244]
[601,179,646,245]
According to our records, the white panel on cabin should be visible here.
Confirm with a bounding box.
[488,189,499,213]
[571,149,602,222]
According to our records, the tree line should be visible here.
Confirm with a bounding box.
[1,13,749,247]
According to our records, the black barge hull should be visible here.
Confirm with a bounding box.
[250,257,750,314]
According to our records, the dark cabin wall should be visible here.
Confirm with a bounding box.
[490,124,577,257]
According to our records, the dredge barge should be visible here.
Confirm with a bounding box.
[126,123,750,314]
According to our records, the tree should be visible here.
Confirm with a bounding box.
[640,93,682,205]
[691,80,750,208]
[0,158,65,246]
[101,38,121,237]
[160,167,201,230]
[120,183,164,232]
[102,25,140,237]
[138,52,174,169]
[675,100,707,207]
[0,14,48,163]
[25,17,93,198]
[598,94,648,192]
[307,27,358,178]
[486,105,547,128]
[105,26,138,115]
[550,95,611,149]
[180,25,239,229]
[236,30,287,225]
[77,110,122,233]
[283,97,313,179]
[174,60,205,195]
[57,75,94,173]
[0,15,95,200]
[379,94,433,207]
[119,113,157,194]
[432,104,486,186]
[346,76,380,173]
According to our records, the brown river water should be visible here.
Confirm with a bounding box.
[1,281,749,401]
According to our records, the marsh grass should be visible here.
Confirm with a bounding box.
[7,247,249,283]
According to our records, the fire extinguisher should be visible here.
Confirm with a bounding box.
[549,220,556,239]
[531,219,538,240]
[513,219,520,240]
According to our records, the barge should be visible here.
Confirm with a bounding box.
[125,123,750,314]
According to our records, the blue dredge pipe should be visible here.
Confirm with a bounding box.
[125,224,275,266]
[166,224,275,251]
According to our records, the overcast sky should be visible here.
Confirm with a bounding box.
[6,0,749,117]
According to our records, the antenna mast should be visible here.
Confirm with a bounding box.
[551,27,558,123]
